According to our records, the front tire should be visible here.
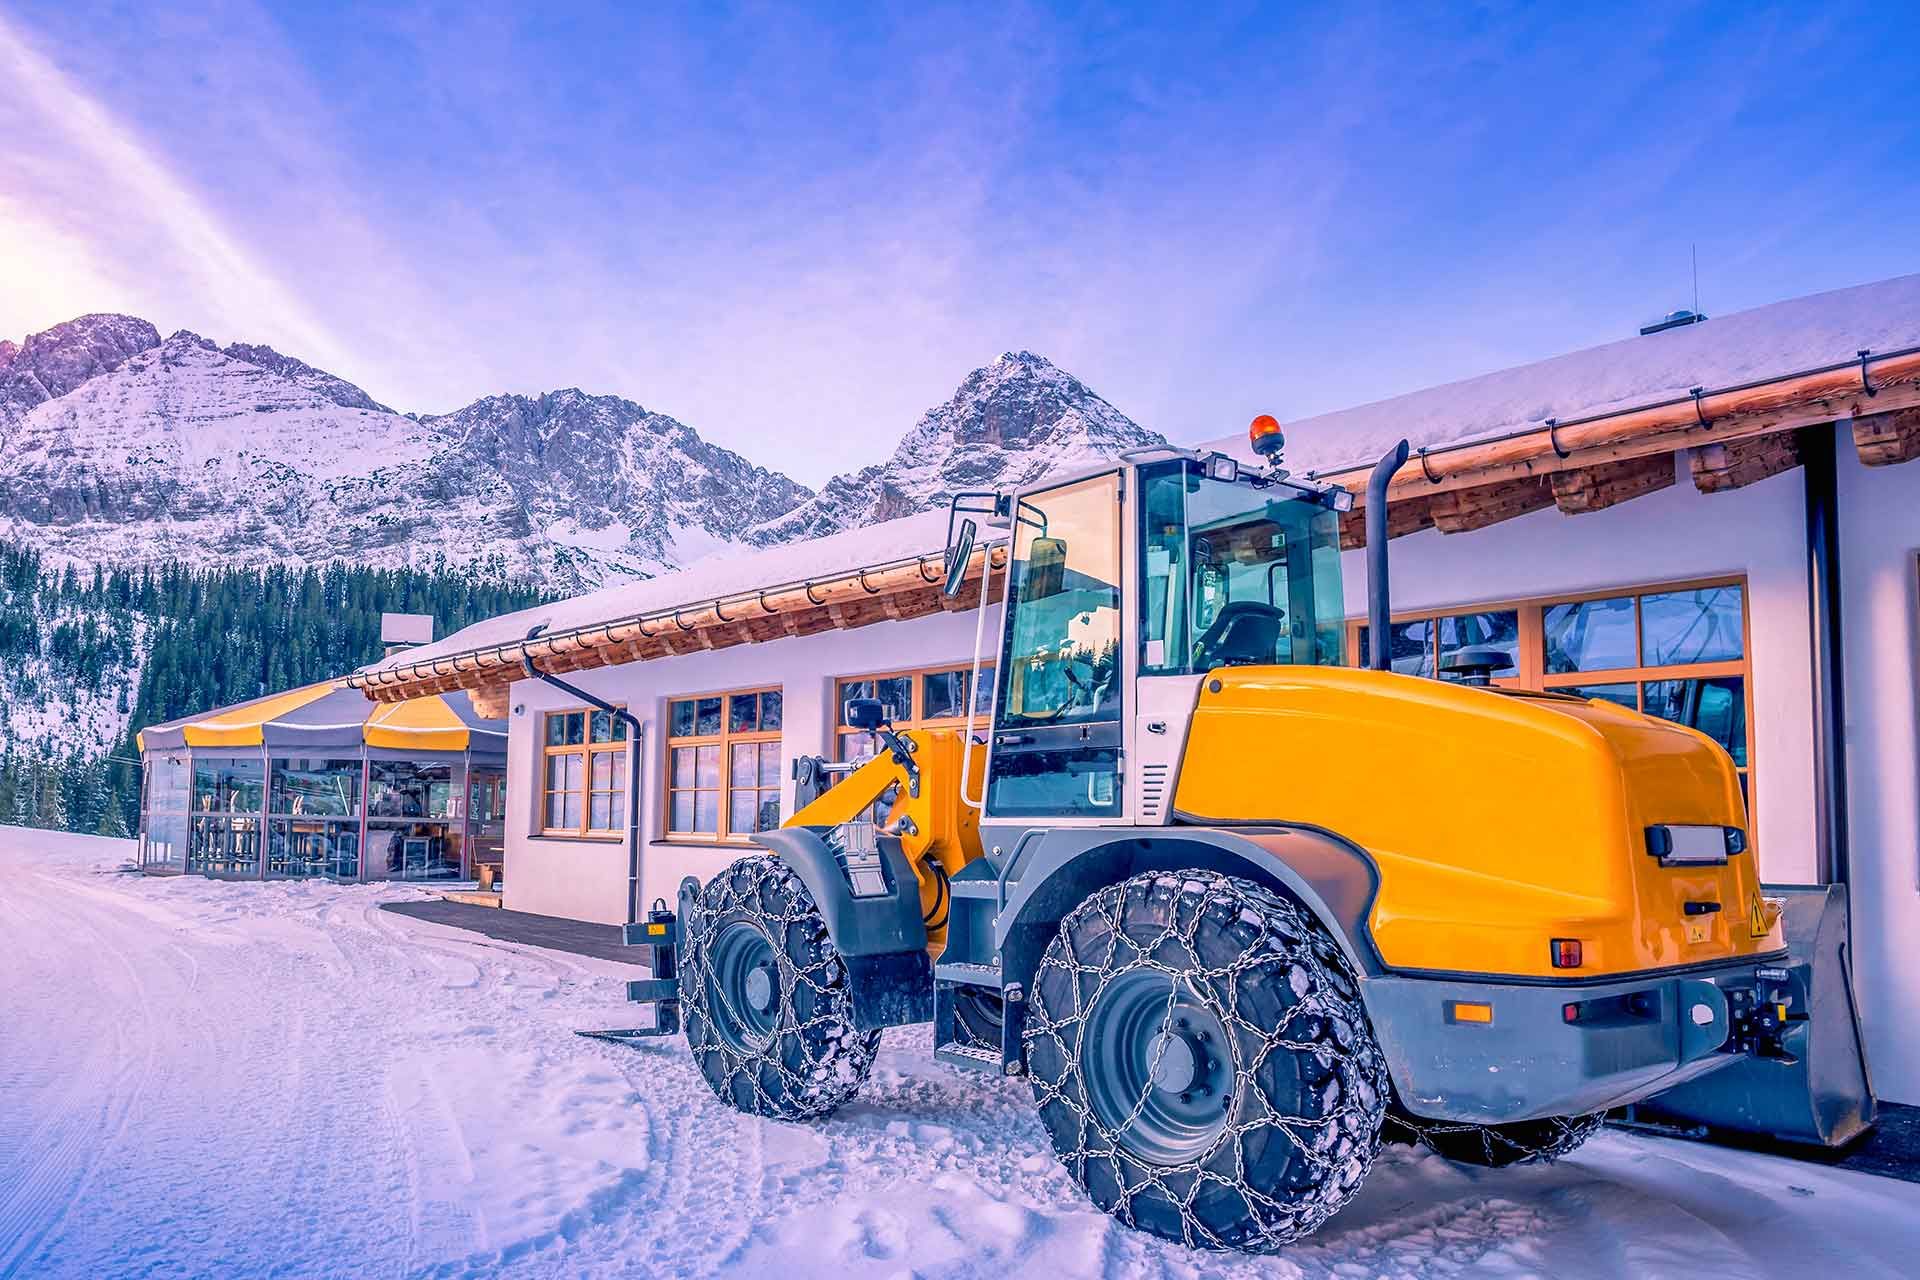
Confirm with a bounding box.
[1385,1110,1606,1167]
[1023,870,1387,1253]
[681,854,879,1120]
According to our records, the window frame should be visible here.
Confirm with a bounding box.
[1345,574,1756,810]
[832,661,998,764]
[662,686,784,844]
[539,706,630,839]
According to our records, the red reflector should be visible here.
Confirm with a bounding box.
[1551,939,1583,968]
[1562,1002,1580,1023]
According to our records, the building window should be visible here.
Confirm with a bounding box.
[1351,580,1752,804]
[833,663,996,764]
[542,708,629,837]
[665,689,782,841]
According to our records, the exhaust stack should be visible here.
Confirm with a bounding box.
[1366,440,1411,671]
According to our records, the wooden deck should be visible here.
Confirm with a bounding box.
[380,899,644,964]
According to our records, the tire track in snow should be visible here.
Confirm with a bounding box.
[0,869,159,1278]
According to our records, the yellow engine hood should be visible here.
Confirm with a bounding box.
[1172,666,1784,979]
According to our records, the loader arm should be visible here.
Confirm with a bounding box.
[787,728,988,950]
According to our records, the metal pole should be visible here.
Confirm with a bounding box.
[522,628,646,926]
[1803,422,1851,885]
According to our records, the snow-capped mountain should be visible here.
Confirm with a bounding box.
[752,350,1165,542]
[0,317,1161,593]
[0,320,815,590]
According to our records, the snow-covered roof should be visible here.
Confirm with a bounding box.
[1206,272,1920,476]
[362,508,960,676]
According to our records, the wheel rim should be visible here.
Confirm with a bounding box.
[1081,968,1234,1164]
[706,921,781,1052]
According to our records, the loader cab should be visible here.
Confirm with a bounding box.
[964,452,1349,822]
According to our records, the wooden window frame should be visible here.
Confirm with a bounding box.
[1345,574,1756,815]
[539,707,629,839]
[832,662,998,763]
[662,686,783,844]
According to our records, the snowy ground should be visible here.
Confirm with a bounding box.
[4,827,1918,1280]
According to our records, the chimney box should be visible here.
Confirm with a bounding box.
[380,612,434,655]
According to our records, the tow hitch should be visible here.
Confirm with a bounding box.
[576,899,681,1046]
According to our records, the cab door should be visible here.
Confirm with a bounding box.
[984,472,1127,819]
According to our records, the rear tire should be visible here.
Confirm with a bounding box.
[681,854,879,1120]
[1385,1109,1605,1168]
[1023,870,1387,1253]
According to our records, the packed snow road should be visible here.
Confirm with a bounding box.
[3,829,1917,1280]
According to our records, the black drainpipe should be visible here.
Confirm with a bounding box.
[1802,424,1851,886]
[522,625,646,926]
[1367,440,1413,671]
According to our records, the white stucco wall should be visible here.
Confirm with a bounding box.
[1336,453,1819,882]
[502,608,988,925]
[1837,444,1920,1103]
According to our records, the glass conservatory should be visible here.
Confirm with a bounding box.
[136,681,507,883]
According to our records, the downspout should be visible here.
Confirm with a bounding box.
[522,625,646,926]
[1366,440,1413,671]
[1802,423,1850,886]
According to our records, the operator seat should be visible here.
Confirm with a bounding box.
[1194,601,1285,667]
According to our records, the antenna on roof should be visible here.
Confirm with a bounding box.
[1692,243,1700,318]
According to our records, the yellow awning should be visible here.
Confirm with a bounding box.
[364,696,475,752]
[176,681,343,747]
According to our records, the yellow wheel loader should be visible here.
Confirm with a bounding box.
[606,426,1872,1254]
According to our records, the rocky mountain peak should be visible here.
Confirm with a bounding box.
[1,313,161,422]
[220,340,390,413]
[0,339,17,372]
[752,350,1164,542]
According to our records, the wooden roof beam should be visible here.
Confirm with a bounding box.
[1430,477,1554,534]
[1854,405,1920,467]
[1551,453,1676,514]
[1338,495,1435,549]
[1691,433,1804,493]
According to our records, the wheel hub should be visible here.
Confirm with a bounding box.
[706,921,781,1051]
[1082,970,1234,1164]
[743,963,776,1014]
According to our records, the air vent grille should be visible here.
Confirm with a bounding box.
[1139,763,1172,821]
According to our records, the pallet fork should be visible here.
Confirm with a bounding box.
[576,899,682,1046]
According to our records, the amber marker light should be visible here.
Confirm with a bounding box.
[1447,1001,1494,1024]
[1249,413,1285,459]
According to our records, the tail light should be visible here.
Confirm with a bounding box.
[1551,938,1584,969]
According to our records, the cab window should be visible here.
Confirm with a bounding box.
[1139,461,1345,675]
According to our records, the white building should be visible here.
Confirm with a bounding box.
[352,273,1920,1102]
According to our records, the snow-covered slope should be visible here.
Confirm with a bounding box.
[753,350,1165,542]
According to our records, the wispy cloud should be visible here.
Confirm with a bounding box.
[0,13,357,373]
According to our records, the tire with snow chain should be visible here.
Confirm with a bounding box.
[1023,869,1387,1253]
[681,854,879,1121]
[1384,1109,1605,1168]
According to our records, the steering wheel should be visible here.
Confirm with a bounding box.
[1192,601,1286,669]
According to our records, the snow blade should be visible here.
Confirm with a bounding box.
[1627,884,1876,1148]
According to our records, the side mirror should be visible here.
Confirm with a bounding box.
[843,697,888,731]
[943,518,977,598]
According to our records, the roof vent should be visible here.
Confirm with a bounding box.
[1640,309,1708,336]
[380,612,434,657]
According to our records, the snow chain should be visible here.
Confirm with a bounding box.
[1025,871,1386,1252]
[681,855,878,1121]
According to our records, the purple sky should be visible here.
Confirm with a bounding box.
[3,2,1916,485]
